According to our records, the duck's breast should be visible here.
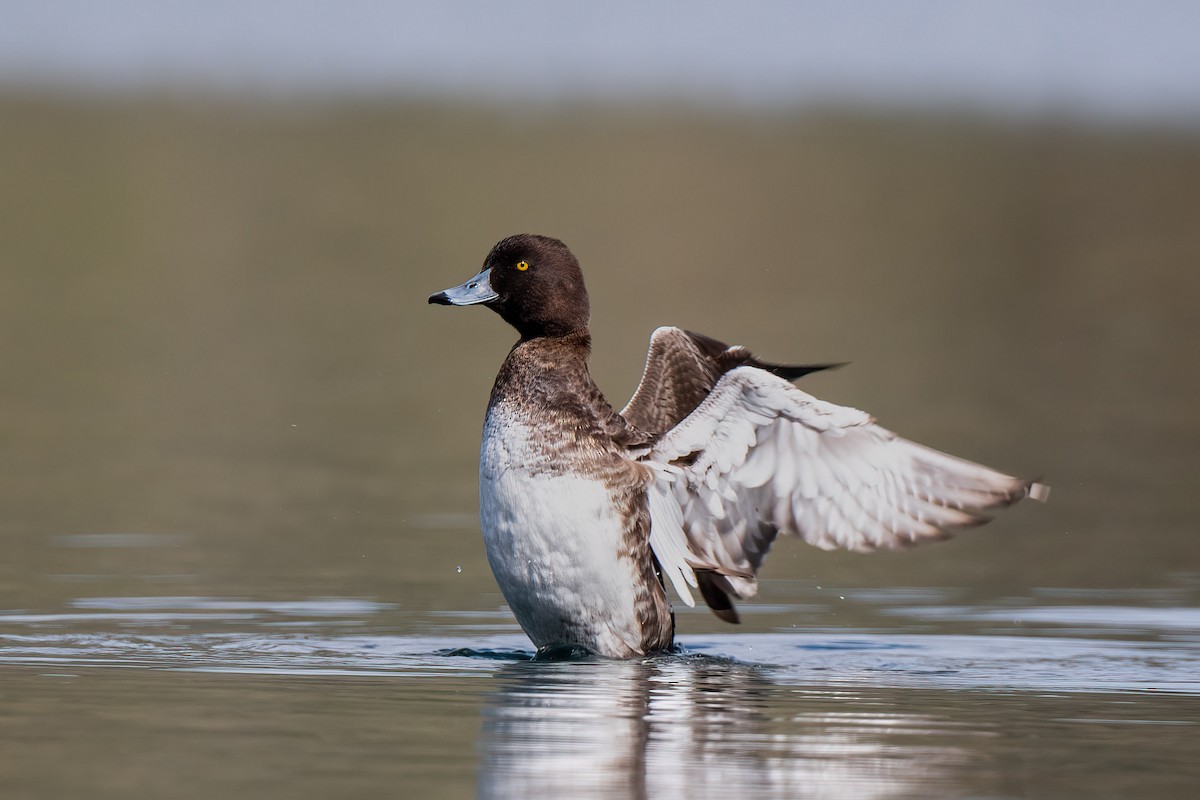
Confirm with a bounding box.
[478,405,657,657]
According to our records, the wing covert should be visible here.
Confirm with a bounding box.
[620,327,840,436]
[643,367,1047,617]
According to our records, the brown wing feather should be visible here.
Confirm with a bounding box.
[619,328,723,436]
[619,327,840,437]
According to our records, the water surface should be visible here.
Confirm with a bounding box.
[3,591,1198,799]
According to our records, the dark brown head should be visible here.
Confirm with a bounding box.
[428,234,589,340]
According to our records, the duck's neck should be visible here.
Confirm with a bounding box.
[491,329,591,409]
[491,330,649,449]
[504,330,593,380]
[518,327,591,351]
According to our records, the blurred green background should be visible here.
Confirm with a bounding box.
[2,93,1197,618]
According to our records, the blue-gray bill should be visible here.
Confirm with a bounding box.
[428,268,498,306]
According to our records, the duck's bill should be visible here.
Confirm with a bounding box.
[428,268,498,306]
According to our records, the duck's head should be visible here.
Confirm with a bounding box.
[428,234,589,340]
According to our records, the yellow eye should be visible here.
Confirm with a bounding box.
[516,261,529,271]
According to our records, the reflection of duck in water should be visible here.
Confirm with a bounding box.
[478,656,975,799]
[430,235,1048,659]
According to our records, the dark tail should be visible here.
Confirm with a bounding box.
[747,358,846,381]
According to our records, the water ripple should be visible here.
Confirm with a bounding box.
[0,630,1196,695]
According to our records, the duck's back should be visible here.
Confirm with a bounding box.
[477,337,672,658]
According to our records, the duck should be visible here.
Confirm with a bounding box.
[428,233,1048,659]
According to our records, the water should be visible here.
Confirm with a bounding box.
[2,98,1199,797]
[3,594,1199,798]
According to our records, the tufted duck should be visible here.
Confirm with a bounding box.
[429,234,1047,658]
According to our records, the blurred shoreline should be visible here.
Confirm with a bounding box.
[4,2,1198,126]
[3,86,1199,137]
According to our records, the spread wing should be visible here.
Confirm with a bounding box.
[620,326,838,436]
[643,366,1048,619]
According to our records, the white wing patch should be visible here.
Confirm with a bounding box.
[644,367,1046,604]
[645,475,698,607]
